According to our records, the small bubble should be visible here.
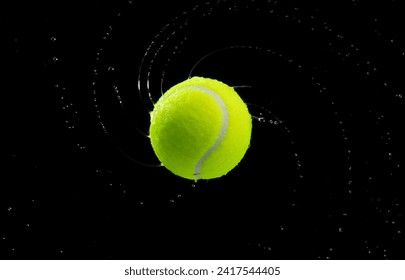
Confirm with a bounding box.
[53,57,58,62]
[50,37,56,42]
[108,66,115,71]
[77,143,86,150]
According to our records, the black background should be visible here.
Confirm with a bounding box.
[2,0,405,259]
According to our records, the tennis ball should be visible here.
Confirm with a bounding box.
[149,76,252,180]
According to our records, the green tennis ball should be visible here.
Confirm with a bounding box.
[149,76,252,180]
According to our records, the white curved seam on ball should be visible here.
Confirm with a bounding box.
[190,85,229,179]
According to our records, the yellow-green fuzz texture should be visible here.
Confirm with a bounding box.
[149,77,252,180]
